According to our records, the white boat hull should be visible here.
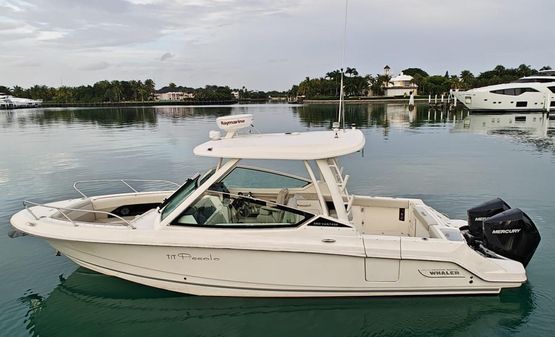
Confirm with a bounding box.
[454,89,553,113]
[48,238,520,297]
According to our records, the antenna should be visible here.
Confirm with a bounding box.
[337,0,349,130]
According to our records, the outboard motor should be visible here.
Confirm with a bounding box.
[464,198,541,267]
[482,208,541,267]
[467,198,510,239]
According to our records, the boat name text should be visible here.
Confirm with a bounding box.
[166,253,220,261]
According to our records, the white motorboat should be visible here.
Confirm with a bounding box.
[10,114,541,297]
[0,94,42,109]
[454,70,555,113]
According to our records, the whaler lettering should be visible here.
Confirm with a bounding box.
[428,270,459,276]
[418,269,464,278]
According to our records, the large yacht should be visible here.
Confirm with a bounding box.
[0,94,42,109]
[453,70,555,113]
[10,114,541,297]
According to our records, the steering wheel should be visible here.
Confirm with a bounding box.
[231,198,251,217]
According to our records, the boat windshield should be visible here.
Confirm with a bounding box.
[218,166,310,190]
[171,190,312,228]
[160,169,215,220]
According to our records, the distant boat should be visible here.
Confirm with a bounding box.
[0,94,42,109]
[453,70,555,113]
[287,95,305,104]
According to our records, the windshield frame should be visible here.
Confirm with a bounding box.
[158,159,240,227]
[159,168,216,220]
[159,173,201,220]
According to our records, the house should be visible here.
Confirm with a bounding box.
[154,86,195,101]
[385,72,418,97]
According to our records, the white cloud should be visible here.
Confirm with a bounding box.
[36,30,65,40]
[79,61,110,71]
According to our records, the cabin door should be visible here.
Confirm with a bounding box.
[363,235,401,282]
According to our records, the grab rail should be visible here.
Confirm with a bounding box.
[23,200,136,229]
[73,179,181,198]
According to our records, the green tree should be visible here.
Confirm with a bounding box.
[402,68,429,78]
[12,86,24,96]
[459,70,475,89]
[0,85,12,94]
[144,79,155,100]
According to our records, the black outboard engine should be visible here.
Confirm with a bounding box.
[463,198,541,267]
[467,198,510,239]
[482,208,541,267]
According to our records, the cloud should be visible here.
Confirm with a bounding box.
[79,61,110,71]
[160,52,174,61]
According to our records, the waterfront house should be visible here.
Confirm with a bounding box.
[154,86,195,101]
[385,72,418,97]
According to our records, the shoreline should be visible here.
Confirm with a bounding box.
[0,97,447,109]
[302,97,431,104]
[39,100,238,108]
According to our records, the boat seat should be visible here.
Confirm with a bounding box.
[276,188,289,205]
[255,188,290,223]
[256,208,283,223]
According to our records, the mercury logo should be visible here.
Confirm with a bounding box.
[492,228,521,234]
[474,217,488,221]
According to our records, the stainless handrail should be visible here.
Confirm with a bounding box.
[23,200,136,229]
[73,179,181,198]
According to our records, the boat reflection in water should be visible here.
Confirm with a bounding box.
[453,113,555,152]
[21,268,534,337]
[292,103,467,130]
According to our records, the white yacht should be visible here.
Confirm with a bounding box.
[10,114,541,297]
[0,94,42,109]
[454,70,555,113]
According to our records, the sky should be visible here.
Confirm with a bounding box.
[0,0,554,91]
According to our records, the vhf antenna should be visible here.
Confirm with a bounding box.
[337,0,349,130]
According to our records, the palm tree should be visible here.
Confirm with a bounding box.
[144,79,155,100]
[460,70,475,89]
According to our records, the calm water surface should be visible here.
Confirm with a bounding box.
[0,103,554,337]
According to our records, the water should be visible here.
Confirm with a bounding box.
[1,103,554,337]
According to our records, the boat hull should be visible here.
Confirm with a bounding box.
[47,238,520,297]
[454,90,553,113]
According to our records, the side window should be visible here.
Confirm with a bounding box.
[171,191,312,228]
[491,88,539,96]
[221,167,309,189]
